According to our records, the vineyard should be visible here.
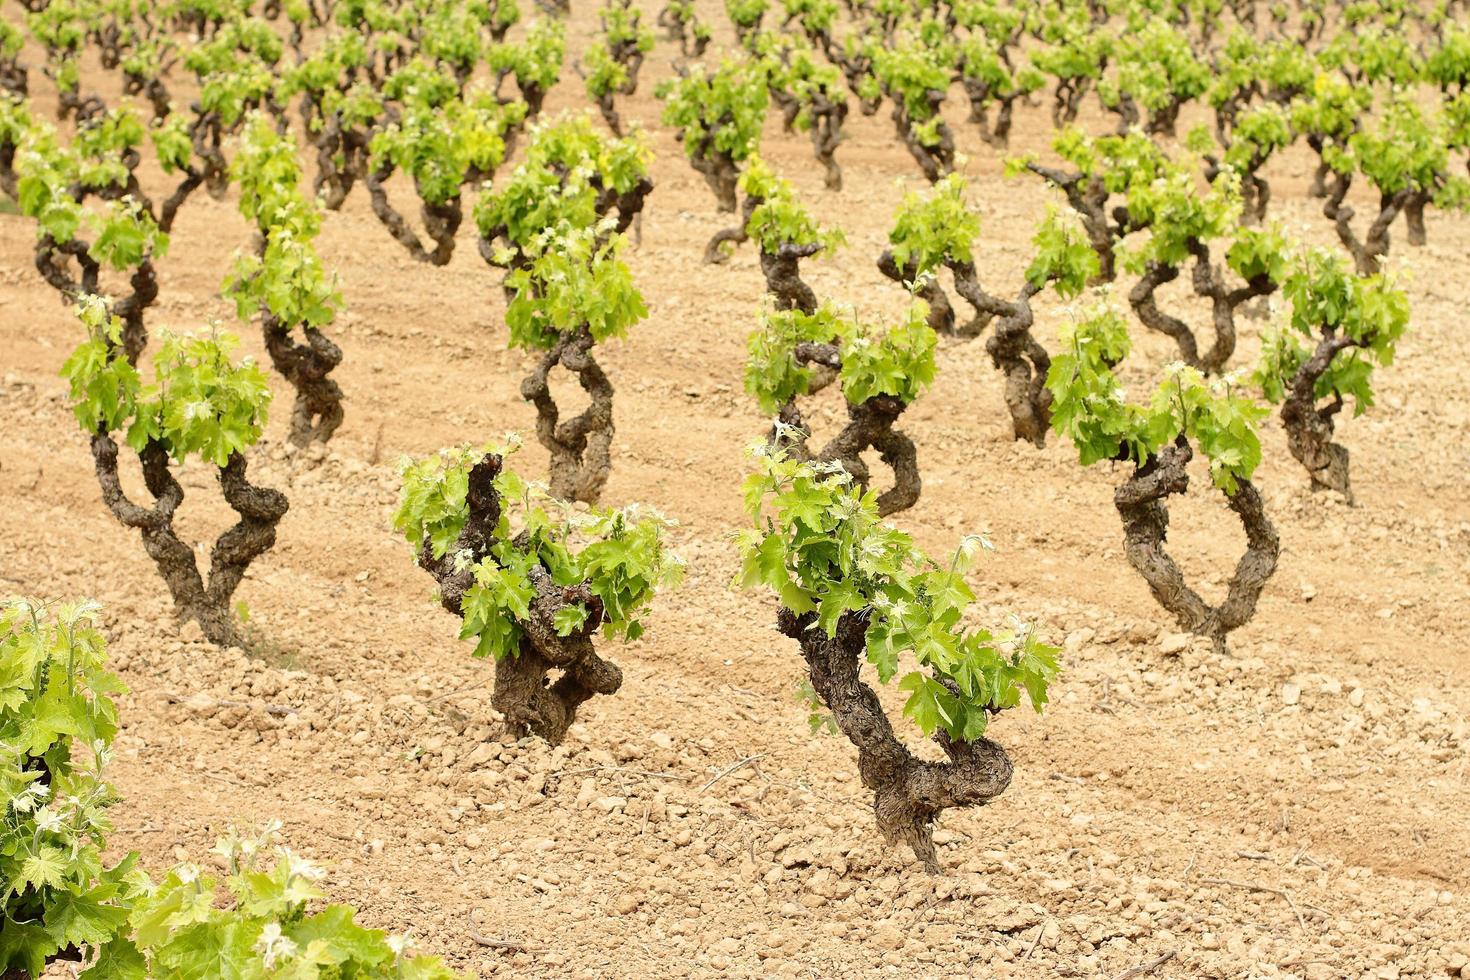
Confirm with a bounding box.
[1,0,1469,975]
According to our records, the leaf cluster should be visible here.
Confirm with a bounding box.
[1047,304,1268,493]
[394,443,681,660]
[736,450,1058,742]
[63,297,272,466]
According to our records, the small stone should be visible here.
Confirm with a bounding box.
[1159,633,1191,655]
[612,893,640,915]
[872,925,904,950]
[1281,683,1301,706]
[595,796,628,813]
[1349,687,1365,707]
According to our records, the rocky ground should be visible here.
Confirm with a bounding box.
[2,3,1469,977]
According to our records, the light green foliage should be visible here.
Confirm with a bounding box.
[1035,127,1170,196]
[1026,207,1100,295]
[0,95,32,150]
[370,88,525,205]
[1225,222,1292,284]
[1320,23,1422,86]
[602,0,655,54]
[1224,103,1294,170]
[227,114,340,335]
[226,230,341,330]
[232,114,317,235]
[394,443,681,659]
[582,42,629,99]
[1254,248,1409,411]
[0,599,142,979]
[872,38,951,145]
[490,18,565,92]
[744,302,936,414]
[725,0,768,29]
[183,19,282,127]
[381,58,461,108]
[1426,28,1470,92]
[753,36,843,130]
[1030,17,1111,84]
[476,114,651,247]
[959,34,1043,98]
[1047,304,1267,493]
[1343,96,1470,208]
[422,3,485,76]
[657,60,768,165]
[1121,165,1241,271]
[281,32,369,108]
[504,224,648,349]
[62,297,271,466]
[739,156,844,255]
[17,134,168,267]
[886,173,979,275]
[1289,73,1372,151]
[86,823,464,979]
[736,450,1058,741]
[1099,19,1208,116]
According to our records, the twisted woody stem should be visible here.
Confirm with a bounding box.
[1322,170,1410,277]
[366,164,463,266]
[262,313,345,447]
[950,263,1051,446]
[807,92,847,190]
[1128,238,1277,374]
[876,250,960,336]
[778,607,1014,873]
[705,191,760,265]
[891,91,955,183]
[683,121,741,212]
[89,433,288,646]
[1114,439,1279,655]
[778,343,922,517]
[522,329,615,504]
[1279,333,1360,503]
[417,454,621,744]
[1024,163,1123,283]
[760,242,824,314]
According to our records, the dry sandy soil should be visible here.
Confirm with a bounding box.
[2,5,1470,978]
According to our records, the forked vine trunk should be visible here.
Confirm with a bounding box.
[779,344,921,517]
[778,607,1014,873]
[262,314,345,447]
[1279,335,1358,503]
[417,453,622,743]
[877,250,958,336]
[522,329,614,504]
[1115,439,1279,654]
[90,434,288,646]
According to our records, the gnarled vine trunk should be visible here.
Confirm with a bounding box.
[262,314,345,447]
[1128,240,1277,374]
[1279,334,1359,503]
[877,250,958,336]
[1114,440,1279,655]
[890,91,954,183]
[808,93,847,190]
[90,435,288,647]
[705,191,760,264]
[522,329,614,504]
[1024,163,1120,283]
[417,453,622,743]
[1322,171,1409,277]
[951,264,1049,445]
[779,343,921,517]
[760,242,823,314]
[366,164,463,266]
[777,607,1013,872]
